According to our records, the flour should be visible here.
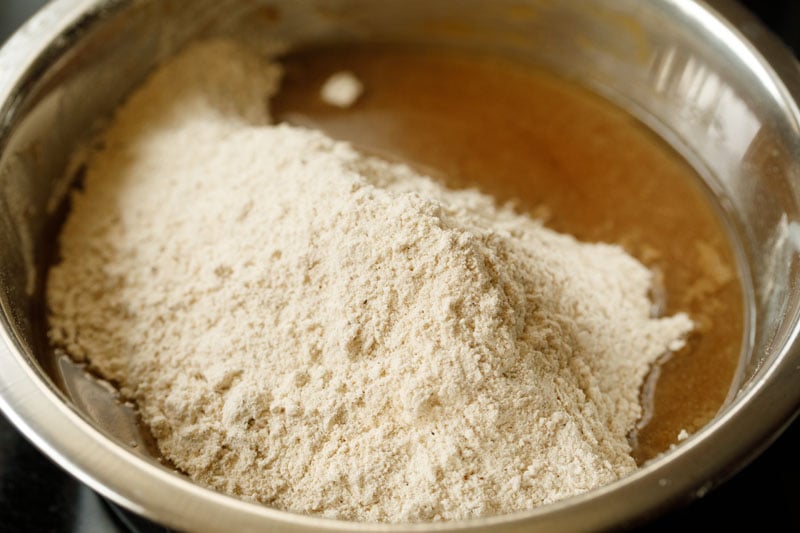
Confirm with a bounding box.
[320,71,364,108]
[46,40,693,523]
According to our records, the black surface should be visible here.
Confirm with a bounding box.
[0,413,124,532]
[1,1,799,532]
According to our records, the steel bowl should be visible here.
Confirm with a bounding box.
[1,0,799,531]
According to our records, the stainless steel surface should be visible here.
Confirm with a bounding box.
[0,0,799,531]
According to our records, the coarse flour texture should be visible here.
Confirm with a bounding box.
[47,41,693,523]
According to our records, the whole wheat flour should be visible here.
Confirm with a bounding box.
[47,40,693,523]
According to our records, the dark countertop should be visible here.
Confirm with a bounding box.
[1,1,799,532]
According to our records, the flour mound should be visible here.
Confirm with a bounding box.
[47,41,693,523]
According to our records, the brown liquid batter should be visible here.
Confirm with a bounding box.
[273,46,744,463]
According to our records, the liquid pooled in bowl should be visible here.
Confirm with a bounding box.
[45,41,743,522]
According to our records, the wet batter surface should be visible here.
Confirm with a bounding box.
[273,45,744,463]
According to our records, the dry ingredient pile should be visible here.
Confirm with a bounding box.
[46,40,693,523]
